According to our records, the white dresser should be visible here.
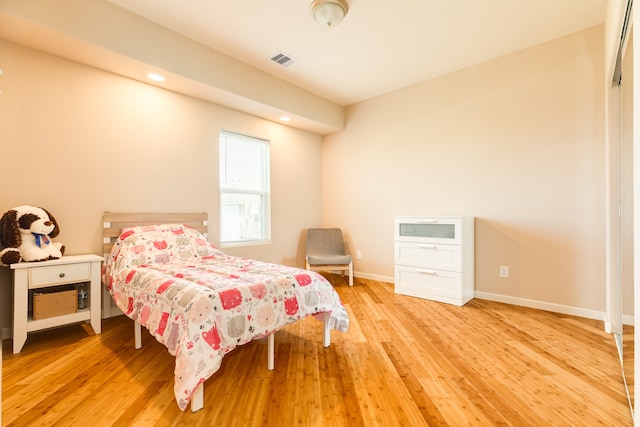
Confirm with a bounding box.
[394,216,474,306]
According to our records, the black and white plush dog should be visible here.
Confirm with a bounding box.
[0,205,65,265]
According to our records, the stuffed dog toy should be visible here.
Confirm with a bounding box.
[0,205,65,265]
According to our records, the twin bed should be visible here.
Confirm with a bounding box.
[101,213,349,412]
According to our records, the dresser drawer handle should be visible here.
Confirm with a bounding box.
[416,244,438,249]
[59,273,66,278]
[416,268,437,275]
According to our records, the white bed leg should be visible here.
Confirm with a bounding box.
[191,383,204,412]
[134,320,142,349]
[323,312,331,348]
[268,333,275,370]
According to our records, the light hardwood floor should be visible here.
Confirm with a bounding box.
[2,275,634,426]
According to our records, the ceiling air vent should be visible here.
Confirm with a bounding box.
[270,52,296,67]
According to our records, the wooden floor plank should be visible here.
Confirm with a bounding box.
[1,275,633,426]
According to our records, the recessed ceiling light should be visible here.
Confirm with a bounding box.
[147,73,165,82]
[280,116,291,122]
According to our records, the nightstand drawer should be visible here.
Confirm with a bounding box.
[29,263,91,289]
[395,242,461,271]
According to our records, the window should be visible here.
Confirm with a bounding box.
[219,131,270,246]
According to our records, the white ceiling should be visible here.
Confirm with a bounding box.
[108,0,607,106]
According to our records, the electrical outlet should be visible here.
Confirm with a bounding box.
[356,250,362,260]
[499,265,509,278]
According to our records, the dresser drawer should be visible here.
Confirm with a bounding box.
[395,216,462,245]
[395,242,461,271]
[394,266,461,301]
[29,263,91,289]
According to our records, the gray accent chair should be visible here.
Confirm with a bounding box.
[305,228,353,286]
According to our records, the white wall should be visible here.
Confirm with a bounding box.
[322,25,606,314]
[0,40,324,332]
[0,24,610,331]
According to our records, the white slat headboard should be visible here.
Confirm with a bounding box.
[102,212,208,257]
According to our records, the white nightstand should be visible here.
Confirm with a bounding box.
[10,254,103,354]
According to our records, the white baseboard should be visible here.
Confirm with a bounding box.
[104,305,124,319]
[354,271,394,283]
[473,291,606,322]
[354,273,617,325]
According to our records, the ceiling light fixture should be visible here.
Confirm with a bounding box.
[311,0,349,28]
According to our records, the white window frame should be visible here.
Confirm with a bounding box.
[219,130,270,246]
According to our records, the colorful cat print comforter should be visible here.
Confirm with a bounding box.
[102,224,349,410]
